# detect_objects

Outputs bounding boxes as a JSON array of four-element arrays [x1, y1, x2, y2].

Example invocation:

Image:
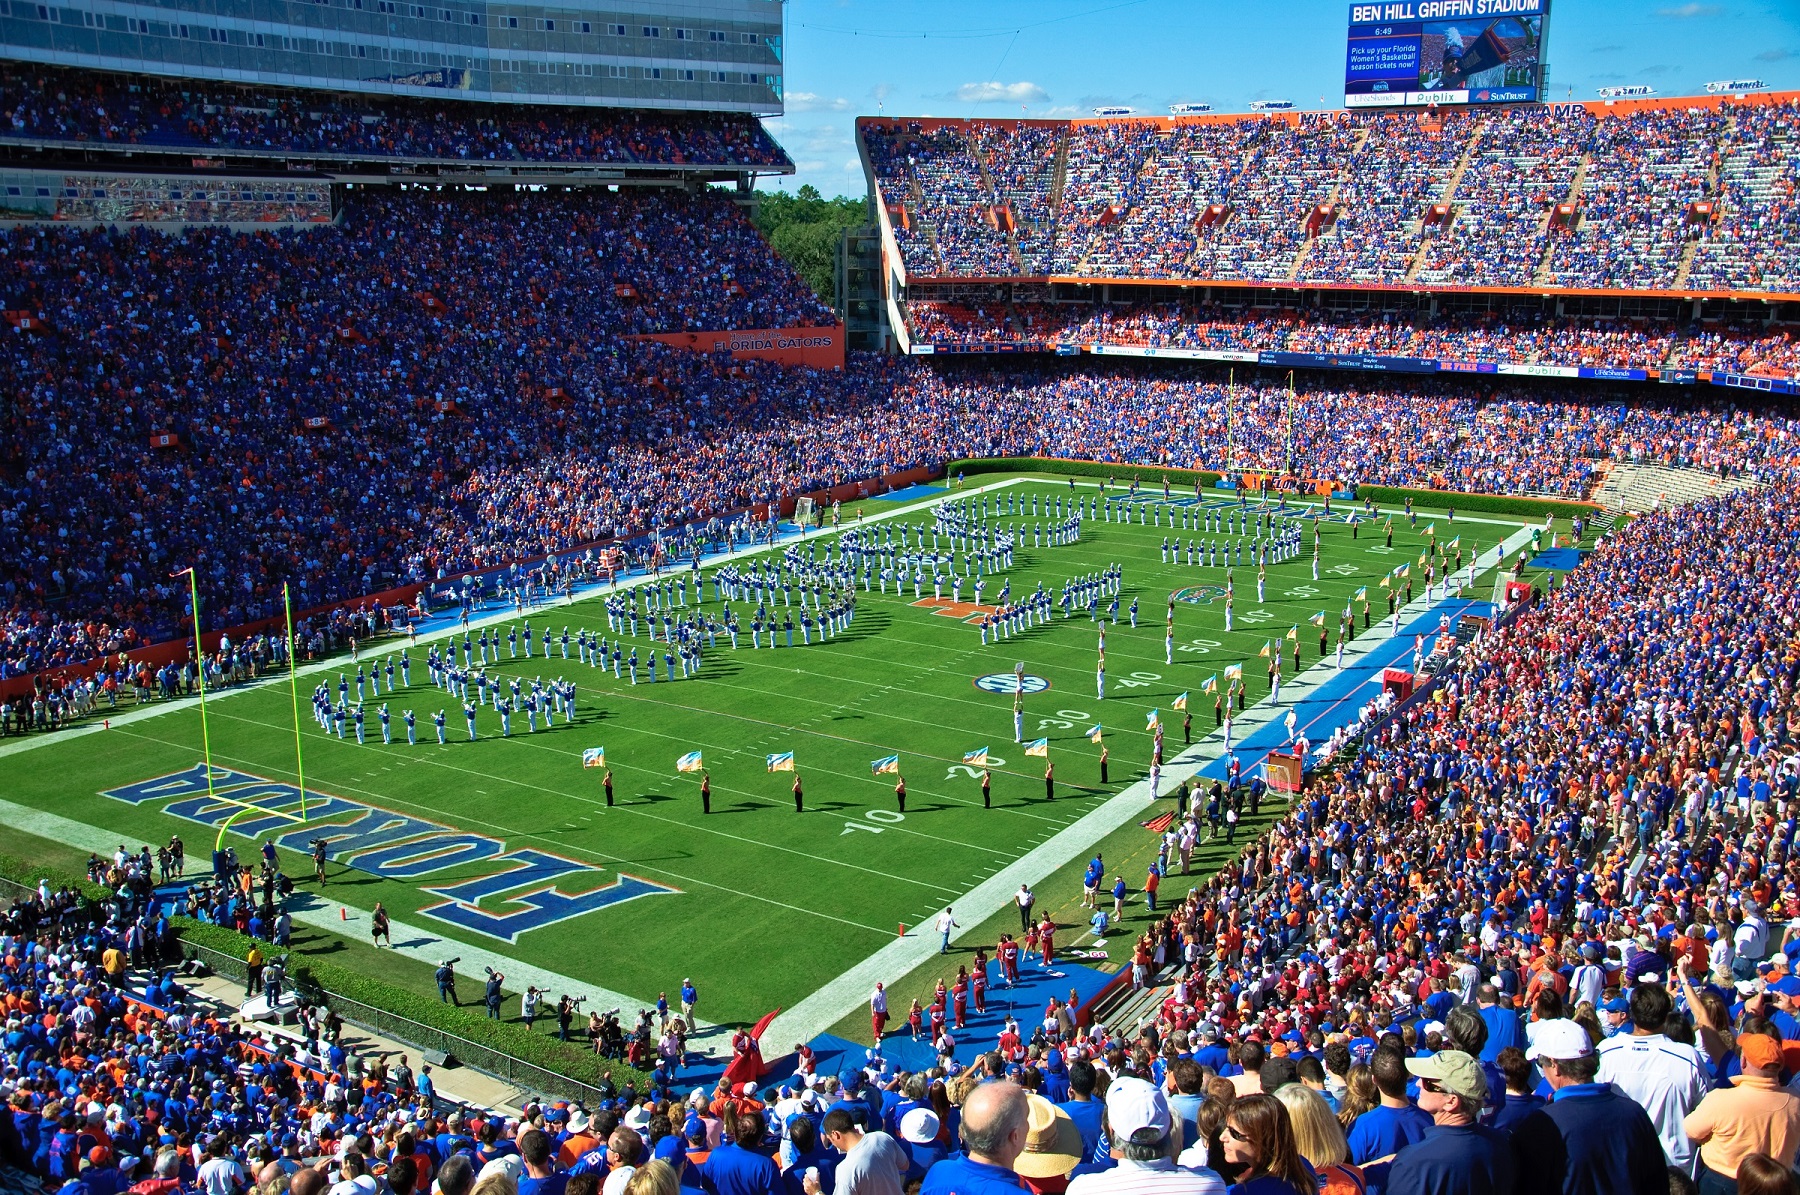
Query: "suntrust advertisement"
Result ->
[[634, 324, 846, 370]]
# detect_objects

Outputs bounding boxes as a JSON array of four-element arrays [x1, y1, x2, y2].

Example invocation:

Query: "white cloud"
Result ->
[[1654, 2, 1720, 16], [786, 92, 852, 113], [955, 81, 1050, 104]]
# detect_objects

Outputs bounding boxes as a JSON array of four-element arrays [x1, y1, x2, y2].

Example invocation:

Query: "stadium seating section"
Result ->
[[863, 97, 1800, 292], [0, 64, 790, 167], [9, 70, 1800, 1195], [902, 299, 1800, 377]]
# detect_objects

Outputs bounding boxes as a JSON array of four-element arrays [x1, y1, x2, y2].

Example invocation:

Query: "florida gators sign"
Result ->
[[104, 764, 679, 942]]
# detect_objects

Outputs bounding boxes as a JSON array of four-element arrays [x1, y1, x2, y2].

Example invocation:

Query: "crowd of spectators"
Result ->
[[1052, 480, 1800, 1192], [14, 487, 1800, 1195], [0, 184, 832, 677], [1690, 99, 1800, 292], [906, 299, 1800, 377], [9, 247, 1800, 687], [862, 99, 1800, 293], [0, 65, 790, 167], [1540, 105, 1725, 290]]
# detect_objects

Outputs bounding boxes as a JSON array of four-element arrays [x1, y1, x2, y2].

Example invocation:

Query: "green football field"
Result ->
[[0, 473, 1542, 1033]]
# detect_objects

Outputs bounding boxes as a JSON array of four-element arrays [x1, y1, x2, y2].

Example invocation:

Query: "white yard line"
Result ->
[[2, 473, 1541, 1049], [761, 521, 1537, 1045], [0, 478, 1015, 763]]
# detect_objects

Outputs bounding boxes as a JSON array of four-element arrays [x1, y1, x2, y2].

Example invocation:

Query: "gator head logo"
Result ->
[[1172, 585, 1228, 605]]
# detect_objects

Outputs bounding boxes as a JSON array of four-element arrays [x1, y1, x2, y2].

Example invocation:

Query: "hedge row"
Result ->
[[1352, 484, 1601, 520], [943, 458, 1601, 521], [0, 850, 112, 903], [945, 457, 1223, 488], [170, 916, 651, 1094]]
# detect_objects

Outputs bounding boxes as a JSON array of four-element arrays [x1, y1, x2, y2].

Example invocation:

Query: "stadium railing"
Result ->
[[177, 935, 612, 1104]]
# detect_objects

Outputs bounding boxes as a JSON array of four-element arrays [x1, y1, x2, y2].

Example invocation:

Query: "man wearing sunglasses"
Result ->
[[1383, 1051, 1518, 1195]]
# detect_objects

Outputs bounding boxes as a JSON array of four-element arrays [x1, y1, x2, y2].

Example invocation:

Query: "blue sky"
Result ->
[[759, 0, 1800, 199]]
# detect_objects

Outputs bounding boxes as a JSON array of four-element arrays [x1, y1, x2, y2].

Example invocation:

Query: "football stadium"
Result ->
[[1, 0, 1799, 1193]]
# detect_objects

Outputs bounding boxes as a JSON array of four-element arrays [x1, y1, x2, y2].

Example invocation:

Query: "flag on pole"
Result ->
[[1447, 535, 1461, 551], [1419, 551, 1429, 565], [1286, 625, 1299, 641], [1201, 674, 1218, 694], [766, 752, 795, 772], [1354, 585, 1368, 601], [1310, 610, 1326, 627], [871, 754, 900, 774], [1024, 738, 1049, 757], [1086, 723, 1104, 743], [1380, 574, 1391, 589], [1398, 563, 1411, 578], [963, 747, 990, 766], [1140, 810, 1177, 835], [1259, 641, 1271, 658], [1224, 663, 1244, 681], [582, 747, 605, 768], [1145, 709, 1160, 729], [1171, 692, 1188, 711], [676, 751, 704, 773]]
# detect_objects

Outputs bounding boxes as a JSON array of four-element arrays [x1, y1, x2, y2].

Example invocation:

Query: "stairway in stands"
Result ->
[[1594, 462, 1760, 514]]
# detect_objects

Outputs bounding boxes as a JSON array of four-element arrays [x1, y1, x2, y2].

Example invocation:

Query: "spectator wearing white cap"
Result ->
[[920, 1083, 1029, 1195], [1594, 983, 1710, 1174], [1065, 1076, 1225, 1195], [1384, 1051, 1518, 1195], [897, 1108, 947, 1181], [1512, 1020, 1667, 1195]]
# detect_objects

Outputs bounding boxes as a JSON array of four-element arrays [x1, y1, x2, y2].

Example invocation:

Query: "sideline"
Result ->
[[761, 520, 1537, 1045], [1, 479, 1539, 1046], [0, 796, 708, 1035], [0, 477, 1021, 763]]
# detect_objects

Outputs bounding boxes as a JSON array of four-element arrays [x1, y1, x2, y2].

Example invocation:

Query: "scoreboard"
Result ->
[[1345, 0, 1549, 108]]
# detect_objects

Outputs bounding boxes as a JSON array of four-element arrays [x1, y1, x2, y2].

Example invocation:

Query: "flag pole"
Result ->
[[181, 568, 225, 855], [285, 581, 308, 820], [1226, 368, 1236, 474]]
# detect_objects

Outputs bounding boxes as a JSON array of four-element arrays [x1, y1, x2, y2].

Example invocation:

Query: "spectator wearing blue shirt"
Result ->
[[1489, 1048, 1547, 1134], [1385, 1052, 1518, 1195], [699, 1110, 780, 1195], [920, 1082, 1029, 1195], [1474, 987, 1525, 1063], [1167, 1060, 1207, 1154], [517, 1130, 569, 1195], [896, 1110, 946, 1184], [779, 1118, 836, 1195], [1059, 1059, 1106, 1164], [1510, 1021, 1666, 1195], [1345, 1051, 1434, 1166], [1193, 1026, 1231, 1075]]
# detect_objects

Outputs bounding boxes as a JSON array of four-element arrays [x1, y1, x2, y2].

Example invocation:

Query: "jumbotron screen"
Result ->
[[1345, 0, 1548, 107]]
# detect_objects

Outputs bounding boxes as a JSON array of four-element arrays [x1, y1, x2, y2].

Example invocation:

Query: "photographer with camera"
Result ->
[[558, 993, 584, 1042], [436, 958, 460, 1005], [484, 967, 505, 1020]]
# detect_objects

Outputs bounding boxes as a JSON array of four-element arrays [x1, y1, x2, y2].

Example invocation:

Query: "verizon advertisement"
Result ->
[[634, 325, 846, 370]]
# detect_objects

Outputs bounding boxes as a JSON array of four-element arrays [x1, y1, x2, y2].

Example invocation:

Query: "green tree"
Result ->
[[753, 184, 867, 307]]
